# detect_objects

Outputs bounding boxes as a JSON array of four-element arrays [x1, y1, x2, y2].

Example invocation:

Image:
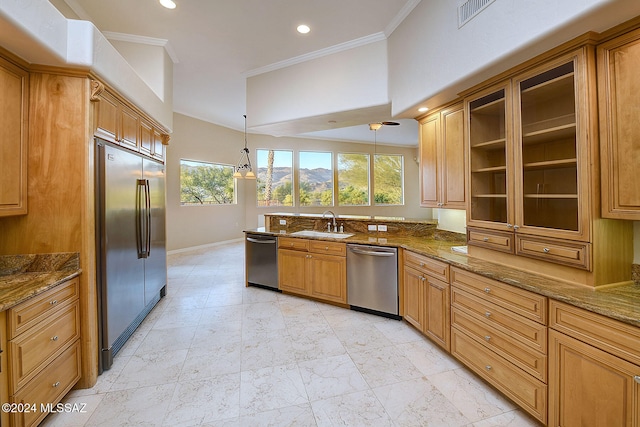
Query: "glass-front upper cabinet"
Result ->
[[513, 50, 590, 241], [467, 84, 514, 230]]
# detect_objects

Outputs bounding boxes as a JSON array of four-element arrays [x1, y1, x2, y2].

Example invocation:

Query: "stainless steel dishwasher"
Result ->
[[346, 244, 399, 319], [245, 233, 279, 290]]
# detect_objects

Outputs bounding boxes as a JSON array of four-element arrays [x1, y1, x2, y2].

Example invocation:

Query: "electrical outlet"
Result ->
[[377, 224, 387, 232], [279, 219, 286, 225], [368, 224, 377, 231]]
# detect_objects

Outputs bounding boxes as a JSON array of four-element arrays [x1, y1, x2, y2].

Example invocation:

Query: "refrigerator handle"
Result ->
[[136, 179, 148, 259], [145, 179, 151, 257]]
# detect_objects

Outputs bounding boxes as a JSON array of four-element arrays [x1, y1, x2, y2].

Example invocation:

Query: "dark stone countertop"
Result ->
[[0, 252, 81, 312], [246, 228, 640, 328]]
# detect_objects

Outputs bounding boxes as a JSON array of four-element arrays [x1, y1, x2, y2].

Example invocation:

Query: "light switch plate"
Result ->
[[279, 219, 286, 225]]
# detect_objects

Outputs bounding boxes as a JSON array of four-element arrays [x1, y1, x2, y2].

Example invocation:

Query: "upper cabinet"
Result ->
[[597, 27, 640, 220], [418, 102, 467, 209], [92, 80, 168, 162], [465, 47, 604, 271], [467, 50, 590, 243], [0, 56, 28, 217]]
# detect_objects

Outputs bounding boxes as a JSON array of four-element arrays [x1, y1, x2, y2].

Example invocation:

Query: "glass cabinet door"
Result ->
[[514, 56, 584, 237], [467, 85, 513, 229]]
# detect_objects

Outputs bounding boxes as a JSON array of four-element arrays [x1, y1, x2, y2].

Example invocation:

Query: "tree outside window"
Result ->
[[299, 151, 333, 206], [338, 153, 370, 206], [374, 154, 404, 205], [180, 159, 235, 205], [256, 149, 293, 206]]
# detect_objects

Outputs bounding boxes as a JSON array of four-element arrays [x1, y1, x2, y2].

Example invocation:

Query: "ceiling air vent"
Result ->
[[458, 0, 496, 28]]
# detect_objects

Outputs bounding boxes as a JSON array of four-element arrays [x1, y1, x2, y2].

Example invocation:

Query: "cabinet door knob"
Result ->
[[483, 237, 489, 242], [543, 247, 550, 253], [485, 311, 491, 318], [634, 376, 640, 384], [484, 287, 490, 293], [506, 223, 513, 229], [484, 335, 491, 342], [51, 336, 59, 341], [513, 225, 520, 231], [485, 365, 492, 371], [52, 381, 60, 388], [50, 300, 58, 305]]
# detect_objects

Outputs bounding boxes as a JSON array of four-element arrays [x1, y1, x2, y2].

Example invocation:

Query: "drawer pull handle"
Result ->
[[483, 237, 489, 242], [485, 365, 492, 371], [52, 381, 60, 388], [543, 247, 550, 253], [419, 262, 425, 267], [484, 287, 490, 293], [50, 300, 58, 305], [325, 246, 329, 250], [484, 335, 491, 342], [51, 336, 59, 341], [485, 311, 491, 318], [634, 376, 640, 385]]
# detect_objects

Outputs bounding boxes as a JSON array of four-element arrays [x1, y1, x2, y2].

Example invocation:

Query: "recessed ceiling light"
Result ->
[[418, 107, 429, 113], [159, 0, 176, 9], [297, 24, 311, 34]]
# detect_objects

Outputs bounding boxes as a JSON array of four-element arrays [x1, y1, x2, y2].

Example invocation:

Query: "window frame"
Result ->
[[179, 158, 237, 206]]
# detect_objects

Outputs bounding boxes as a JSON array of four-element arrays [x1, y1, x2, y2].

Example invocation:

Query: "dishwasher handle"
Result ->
[[348, 247, 396, 257], [246, 237, 277, 244]]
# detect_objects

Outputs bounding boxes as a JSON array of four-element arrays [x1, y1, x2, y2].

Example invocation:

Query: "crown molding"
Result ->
[[102, 31, 180, 64]]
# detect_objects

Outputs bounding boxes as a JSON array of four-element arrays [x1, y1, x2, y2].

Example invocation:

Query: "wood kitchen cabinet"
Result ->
[[597, 27, 640, 220], [6, 277, 81, 427], [0, 55, 28, 217], [93, 83, 168, 162], [450, 267, 548, 423], [278, 238, 347, 304], [549, 300, 640, 427], [418, 102, 466, 209], [402, 250, 451, 351], [465, 42, 633, 284]]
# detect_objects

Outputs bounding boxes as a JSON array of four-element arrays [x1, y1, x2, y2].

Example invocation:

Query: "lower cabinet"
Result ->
[[402, 250, 451, 351], [450, 267, 548, 424], [5, 277, 82, 427], [549, 300, 640, 427], [278, 238, 347, 304]]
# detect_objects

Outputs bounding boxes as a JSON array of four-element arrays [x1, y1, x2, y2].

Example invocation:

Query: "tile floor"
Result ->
[[43, 241, 542, 427]]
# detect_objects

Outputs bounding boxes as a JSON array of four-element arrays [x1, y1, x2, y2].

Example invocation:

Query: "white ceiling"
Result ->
[[56, 0, 421, 146]]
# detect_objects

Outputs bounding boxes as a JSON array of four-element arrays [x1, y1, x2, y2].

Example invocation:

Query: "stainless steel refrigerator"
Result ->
[[95, 138, 167, 371]]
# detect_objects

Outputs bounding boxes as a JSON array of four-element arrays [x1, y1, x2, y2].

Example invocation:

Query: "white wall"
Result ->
[[247, 39, 389, 128], [166, 113, 430, 251], [388, 0, 640, 116]]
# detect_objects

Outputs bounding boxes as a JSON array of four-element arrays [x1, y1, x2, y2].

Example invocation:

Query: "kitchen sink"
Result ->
[[290, 230, 354, 239]]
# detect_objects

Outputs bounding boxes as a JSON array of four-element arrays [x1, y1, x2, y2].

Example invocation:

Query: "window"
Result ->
[[180, 159, 235, 205], [299, 151, 333, 206], [374, 154, 404, 205], [256, 149, 293, 207], [337, 153, 370, 206]]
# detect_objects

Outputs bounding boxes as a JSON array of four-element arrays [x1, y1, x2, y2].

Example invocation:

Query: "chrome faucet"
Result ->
[[322, 210, 337, 232]]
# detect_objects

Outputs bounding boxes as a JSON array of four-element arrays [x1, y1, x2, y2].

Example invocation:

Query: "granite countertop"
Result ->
[[247, 227, 640, 328], [0, 252, 81, 312]]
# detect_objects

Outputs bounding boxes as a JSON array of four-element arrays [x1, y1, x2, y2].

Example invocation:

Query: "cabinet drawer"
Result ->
[[467, 228, 514, 254], [452, 307, 547, 382], [10, 341, 81, 427], [309, 241, 346, 257], [516, 235, 590, 270], [549, 300, 640, 367], [8, 277, 79, 339], [9, 301, 80, 394], [451, 268, 547, 324], [451, 287, 547, 354], [278, 237, 309, 251], [403, 250, 449, 282], [451, 328, 547, 424]]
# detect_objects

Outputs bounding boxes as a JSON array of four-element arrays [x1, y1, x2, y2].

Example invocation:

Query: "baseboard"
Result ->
[[167, 238, 244, 255]]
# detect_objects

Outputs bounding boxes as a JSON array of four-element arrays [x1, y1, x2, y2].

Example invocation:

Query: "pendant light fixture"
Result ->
[[234, 115, 255, 179]]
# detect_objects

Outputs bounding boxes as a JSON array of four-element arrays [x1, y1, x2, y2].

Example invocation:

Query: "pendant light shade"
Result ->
[[235, 115, 255, 179]]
